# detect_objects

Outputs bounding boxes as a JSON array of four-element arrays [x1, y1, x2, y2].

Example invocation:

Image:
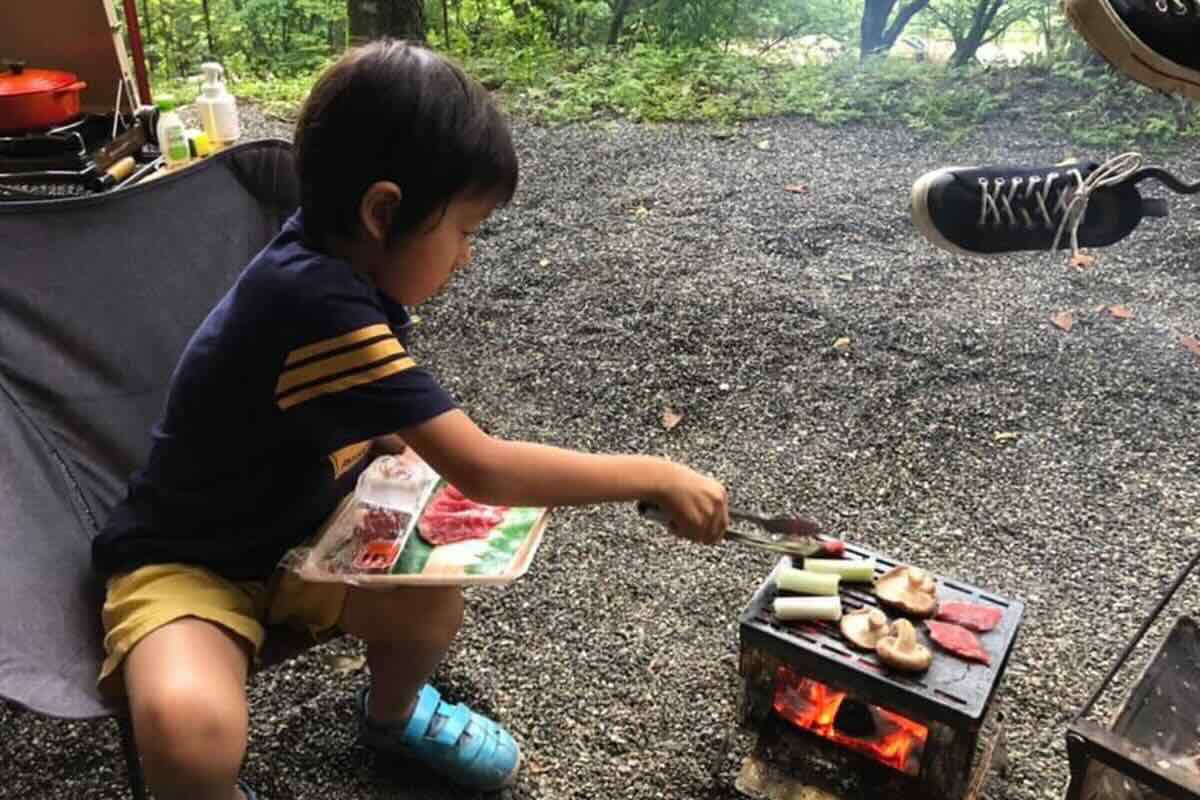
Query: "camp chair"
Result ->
[[0, 139, 306, 799]]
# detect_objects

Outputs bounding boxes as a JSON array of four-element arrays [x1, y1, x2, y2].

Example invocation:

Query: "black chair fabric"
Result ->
[[0, 139, 299, 718]]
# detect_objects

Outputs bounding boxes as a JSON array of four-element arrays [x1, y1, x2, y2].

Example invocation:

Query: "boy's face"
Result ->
[[372, 193, 497, 306]]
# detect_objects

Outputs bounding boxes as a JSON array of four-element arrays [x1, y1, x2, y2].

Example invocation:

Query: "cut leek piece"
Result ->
[[803, 558, 876, 583], [775, 567, 840, 596], [773, 596, 843, 621]]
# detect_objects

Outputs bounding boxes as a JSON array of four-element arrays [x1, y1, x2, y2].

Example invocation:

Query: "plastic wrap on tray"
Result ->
[[282, 452, 438, 585]]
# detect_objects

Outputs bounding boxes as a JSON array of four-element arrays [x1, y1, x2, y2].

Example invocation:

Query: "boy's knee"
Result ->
[[131, 675, 248, 772], [343, 584, 464, 646]]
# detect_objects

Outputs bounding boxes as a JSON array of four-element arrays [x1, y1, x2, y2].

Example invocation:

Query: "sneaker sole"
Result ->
[[1063, 0, 1200, 100], [910, 167, 981, 258]]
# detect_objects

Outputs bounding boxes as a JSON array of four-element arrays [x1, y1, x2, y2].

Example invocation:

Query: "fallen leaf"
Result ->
[[756, 140, 771, 150], [784, 184, 808, 194], [1184, 335, 1200, 356], [527, 759, 555, 776], [538, 258, 550, 267], [1070, 251, 1097, 269], [323, 654, 367, 675], [661, 407, 684, 431], [993, 431, 1020, 443], [1050, 311, 1073, 332], [832, 337, 851, 350], [1106, 305, 1135, 320]]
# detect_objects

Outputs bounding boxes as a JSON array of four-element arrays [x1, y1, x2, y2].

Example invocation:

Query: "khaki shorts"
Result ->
[[98, 561, 347, 700]]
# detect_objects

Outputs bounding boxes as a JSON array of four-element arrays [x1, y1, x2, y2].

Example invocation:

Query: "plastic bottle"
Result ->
[[195, 62, 240, 147], [155, 96, 191, 168]]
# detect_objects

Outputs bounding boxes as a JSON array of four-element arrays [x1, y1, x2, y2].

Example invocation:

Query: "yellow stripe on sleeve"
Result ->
[[276, 357, 417, 410], [283, 323, 394, 366], [276, 337, 406, 396]]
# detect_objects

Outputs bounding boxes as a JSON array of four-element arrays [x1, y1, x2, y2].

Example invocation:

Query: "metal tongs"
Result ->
[[636, 501, 844, 557]]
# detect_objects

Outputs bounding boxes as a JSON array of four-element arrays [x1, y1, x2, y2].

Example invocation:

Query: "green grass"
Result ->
[[152, 43, 1200, 151]]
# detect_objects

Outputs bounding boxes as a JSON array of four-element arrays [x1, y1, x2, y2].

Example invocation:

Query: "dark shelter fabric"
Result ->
[[0, 139, 299, 718]]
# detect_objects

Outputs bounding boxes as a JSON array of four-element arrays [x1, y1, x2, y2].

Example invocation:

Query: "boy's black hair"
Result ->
[[294, 40, 518, 247]]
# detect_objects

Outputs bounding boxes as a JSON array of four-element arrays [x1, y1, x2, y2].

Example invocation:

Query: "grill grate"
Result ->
[[1, 182, 93, 201], [741, 543, 1024, 728]]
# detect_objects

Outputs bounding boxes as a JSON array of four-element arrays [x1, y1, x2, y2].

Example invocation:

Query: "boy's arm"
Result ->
[[372, 433, 409, 455], [400, 409, 728, 544]]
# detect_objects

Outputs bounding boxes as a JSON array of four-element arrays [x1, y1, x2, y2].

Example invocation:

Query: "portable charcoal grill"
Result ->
[[1063, 550, 1200, 800], [736, 543, 1024, 800]]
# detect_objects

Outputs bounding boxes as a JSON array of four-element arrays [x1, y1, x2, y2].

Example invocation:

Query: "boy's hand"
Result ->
[[652, 464, 729, 545]]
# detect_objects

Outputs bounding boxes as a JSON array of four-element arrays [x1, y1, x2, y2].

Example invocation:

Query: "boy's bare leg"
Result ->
[[340, 584, 464, 722], [123, 618, 253, 800]]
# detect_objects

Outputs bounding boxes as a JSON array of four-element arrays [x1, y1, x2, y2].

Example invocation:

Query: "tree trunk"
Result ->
[[201, 0, 216, 56], [607, 0, 634, 45], [860, 0, 930, 59], [1038, 0, 1055, 52], [139, 0, 151, 39], [349, 0, 426, 44], [860, 0, 894, 57], [948, 0, 1004, 67]]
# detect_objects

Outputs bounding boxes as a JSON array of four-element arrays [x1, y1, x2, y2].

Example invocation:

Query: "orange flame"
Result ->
[[771, 666, 928, 776]]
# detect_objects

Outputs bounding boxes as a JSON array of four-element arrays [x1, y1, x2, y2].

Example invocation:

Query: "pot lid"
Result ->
[[0, 62, 79, 98]]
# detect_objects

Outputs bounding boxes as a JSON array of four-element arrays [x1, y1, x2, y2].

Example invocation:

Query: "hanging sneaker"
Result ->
[[1063, 0, 1200, 99], [910, 153, 1183, 257]]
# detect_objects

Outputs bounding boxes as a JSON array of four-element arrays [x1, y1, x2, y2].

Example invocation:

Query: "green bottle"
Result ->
[[155, 96, 191, 167]]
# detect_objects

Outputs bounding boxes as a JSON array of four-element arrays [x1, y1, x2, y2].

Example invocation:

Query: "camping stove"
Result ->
[[736, 545, 1024, 800], [0, 111, 153, 200], [1063, 550, 1200, 800]]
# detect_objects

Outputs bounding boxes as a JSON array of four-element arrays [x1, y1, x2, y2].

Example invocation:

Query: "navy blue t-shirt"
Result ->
[[92, 211, 456, 580]]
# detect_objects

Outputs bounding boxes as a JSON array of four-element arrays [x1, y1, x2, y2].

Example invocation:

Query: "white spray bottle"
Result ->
[[196, 62, 240, 148]]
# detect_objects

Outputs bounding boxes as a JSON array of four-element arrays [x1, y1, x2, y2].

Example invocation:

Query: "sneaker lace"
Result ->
[[1051, 152, 1144, 255], [977, 171, 1081, 232], [1155, 0, 1195, 14]]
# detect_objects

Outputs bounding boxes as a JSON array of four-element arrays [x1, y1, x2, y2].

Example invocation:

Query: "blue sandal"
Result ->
[[237, 779, 258, 800], [357, 684, 521, 791]]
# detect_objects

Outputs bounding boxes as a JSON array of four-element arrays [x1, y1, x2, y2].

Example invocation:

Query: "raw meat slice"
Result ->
[[421, 509, 505, 545], [925, 620, 990, 665], [354, 507, 409, 543], [419, 486, 508, 546], [936, 601, 1003, 633]]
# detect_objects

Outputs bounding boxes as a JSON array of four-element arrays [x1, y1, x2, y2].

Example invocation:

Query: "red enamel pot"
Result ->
[[0, 61, 88, 132]]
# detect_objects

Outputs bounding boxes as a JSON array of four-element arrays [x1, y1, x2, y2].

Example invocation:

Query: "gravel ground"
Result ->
[[3, 103, 1199, 800]]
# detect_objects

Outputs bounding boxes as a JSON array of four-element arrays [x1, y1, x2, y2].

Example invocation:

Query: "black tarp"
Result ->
[[0, 139, 299, 718]]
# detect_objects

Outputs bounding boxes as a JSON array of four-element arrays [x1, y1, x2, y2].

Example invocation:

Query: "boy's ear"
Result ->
[[359, 181, 403, 243]]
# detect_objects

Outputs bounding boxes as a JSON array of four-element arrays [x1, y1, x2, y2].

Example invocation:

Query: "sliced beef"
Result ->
[[925, 620, 991, 665], [935, 601, 1003, 633], [353, 507, 410, 543], [418, 485, 508, 546]]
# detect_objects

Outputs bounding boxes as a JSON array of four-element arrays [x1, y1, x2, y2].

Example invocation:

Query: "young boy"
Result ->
[[91, 40, 729, 800]]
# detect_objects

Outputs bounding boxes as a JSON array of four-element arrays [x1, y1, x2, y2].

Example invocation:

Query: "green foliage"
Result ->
[[134, 0, 344, 79], [593, 0, 863, 48], [136, 0, 1198, 153]]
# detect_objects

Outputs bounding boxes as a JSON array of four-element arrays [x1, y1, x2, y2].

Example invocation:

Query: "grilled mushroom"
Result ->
[[874, 565, 938, 618], [876, 619, 933, 672], [839, 608, 890, 651]]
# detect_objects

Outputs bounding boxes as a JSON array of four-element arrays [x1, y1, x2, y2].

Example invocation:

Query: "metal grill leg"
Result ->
[[115, 714, 147, 800]]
